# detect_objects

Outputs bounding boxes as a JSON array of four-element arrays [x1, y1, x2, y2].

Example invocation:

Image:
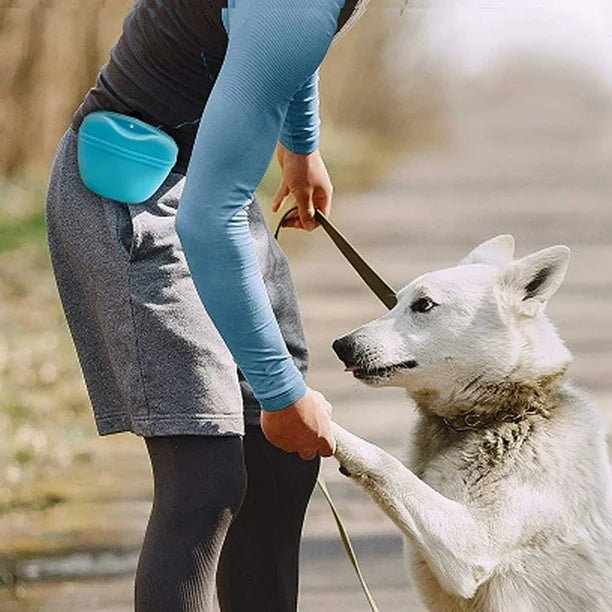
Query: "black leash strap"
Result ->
[[273, 204, 399, 612], [274, 206, 398, 310]]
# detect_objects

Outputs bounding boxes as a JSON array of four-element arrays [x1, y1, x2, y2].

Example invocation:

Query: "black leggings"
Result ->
[[134, 424, 320, 611]]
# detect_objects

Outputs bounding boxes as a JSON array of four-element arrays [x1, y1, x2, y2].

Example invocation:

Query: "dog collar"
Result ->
[[442, 404, 547, 433]]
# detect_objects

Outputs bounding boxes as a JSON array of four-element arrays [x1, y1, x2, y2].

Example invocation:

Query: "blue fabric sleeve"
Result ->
[[279, 68, 321, 155], [175, 0, 345, 411]]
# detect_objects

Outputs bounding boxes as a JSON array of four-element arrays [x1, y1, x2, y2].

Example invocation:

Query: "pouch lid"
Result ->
[[79, 111, 178, 166]]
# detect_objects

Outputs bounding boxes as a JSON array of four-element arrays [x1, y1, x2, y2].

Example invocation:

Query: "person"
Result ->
[[44, 0, 371, 610]]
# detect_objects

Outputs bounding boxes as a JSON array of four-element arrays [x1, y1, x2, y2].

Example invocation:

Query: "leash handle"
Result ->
[[274, 206, 398, 310]]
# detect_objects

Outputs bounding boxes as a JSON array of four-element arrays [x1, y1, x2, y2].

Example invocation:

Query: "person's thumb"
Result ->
[[318, 430, 335, 457], [272, 182, 290, 212], [296, 188, 316, 230]]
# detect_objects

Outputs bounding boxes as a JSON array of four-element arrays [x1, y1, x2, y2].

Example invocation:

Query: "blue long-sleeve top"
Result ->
[[70, 0, 366, 411], [174, 0, 352, 410]]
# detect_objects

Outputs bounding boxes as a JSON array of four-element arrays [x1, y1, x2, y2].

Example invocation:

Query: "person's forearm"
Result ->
[[279, 68, 321, 155], [176, 0, 345, 411], [176, 204, 307, 410]]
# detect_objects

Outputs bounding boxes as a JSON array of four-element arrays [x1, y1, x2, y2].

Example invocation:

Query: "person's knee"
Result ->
[[146, 435, 247, 528], [167, 473, 245, 530]]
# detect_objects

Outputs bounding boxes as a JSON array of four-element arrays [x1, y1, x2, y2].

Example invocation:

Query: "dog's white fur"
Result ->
[[331, 235, 612, 611]]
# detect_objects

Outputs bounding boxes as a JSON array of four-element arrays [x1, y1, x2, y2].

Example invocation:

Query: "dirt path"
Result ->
[[4, 88, 612, 611]]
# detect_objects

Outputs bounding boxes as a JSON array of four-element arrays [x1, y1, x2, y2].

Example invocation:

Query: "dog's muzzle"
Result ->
[[332, 336, 418, 377]]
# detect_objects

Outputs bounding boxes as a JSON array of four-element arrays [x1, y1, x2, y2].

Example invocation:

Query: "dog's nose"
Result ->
[[332, 335, 357, 366]]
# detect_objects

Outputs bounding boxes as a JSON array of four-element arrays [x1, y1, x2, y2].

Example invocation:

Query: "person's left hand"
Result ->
[[272, 142, 333, 231]]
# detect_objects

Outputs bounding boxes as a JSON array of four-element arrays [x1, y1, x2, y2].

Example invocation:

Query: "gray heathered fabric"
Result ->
[[69, 0, 361, 174], [46, 0, 367, 436], [45, 127, 309, 436]]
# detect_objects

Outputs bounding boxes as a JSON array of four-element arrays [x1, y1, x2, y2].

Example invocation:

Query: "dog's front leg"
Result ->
[[331, 421, 496, 600]]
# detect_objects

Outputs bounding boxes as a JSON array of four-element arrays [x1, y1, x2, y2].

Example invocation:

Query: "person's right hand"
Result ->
[[272, 143, 333, 232], [260, 386, 335, 460]]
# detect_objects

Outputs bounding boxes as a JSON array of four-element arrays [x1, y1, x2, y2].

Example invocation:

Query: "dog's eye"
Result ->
[[410, 297, 438, 313]]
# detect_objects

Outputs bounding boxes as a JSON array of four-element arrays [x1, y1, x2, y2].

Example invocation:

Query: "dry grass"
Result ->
[[0, 181, 94, 516]]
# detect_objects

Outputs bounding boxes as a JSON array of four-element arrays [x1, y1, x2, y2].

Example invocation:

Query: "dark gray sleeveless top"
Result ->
[[70, 0, 362, 174]]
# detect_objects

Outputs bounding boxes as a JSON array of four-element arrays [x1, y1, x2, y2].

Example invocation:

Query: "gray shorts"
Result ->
[[44, 126, 309, 437]]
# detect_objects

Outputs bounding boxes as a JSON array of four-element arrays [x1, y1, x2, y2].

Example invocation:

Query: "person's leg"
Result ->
[[216, 424, 320, 611], [135, 434, 247, 612]]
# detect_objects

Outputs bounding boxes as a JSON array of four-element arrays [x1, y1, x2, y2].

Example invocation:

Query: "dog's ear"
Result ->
[[458, 235, 515, 266], [497, 245, 570, 317]]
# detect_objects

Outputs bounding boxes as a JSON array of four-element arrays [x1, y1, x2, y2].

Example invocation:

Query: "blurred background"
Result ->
[[1, 0, 611, 610]]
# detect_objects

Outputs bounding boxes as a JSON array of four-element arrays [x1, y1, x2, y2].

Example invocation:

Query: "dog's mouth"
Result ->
[[344, 359, 418, 379]]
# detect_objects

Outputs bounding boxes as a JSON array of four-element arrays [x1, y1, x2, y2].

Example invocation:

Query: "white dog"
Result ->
[[330, 235, 612, 612]]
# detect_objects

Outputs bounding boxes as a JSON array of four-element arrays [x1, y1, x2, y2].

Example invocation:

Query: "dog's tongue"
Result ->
[[344, 365, 358, 372]]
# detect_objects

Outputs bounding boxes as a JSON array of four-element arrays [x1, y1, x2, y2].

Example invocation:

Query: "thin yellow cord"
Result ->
[[316, 473, 381, 612]]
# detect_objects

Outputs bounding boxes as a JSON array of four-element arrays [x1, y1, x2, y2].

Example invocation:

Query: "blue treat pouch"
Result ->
[[77, 110, 179, 204]]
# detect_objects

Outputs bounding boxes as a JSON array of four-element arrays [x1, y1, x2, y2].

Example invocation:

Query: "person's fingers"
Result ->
[[282, 216, 302, 228], [299, 450, 318, 461], [315, 391, 332, 418], [295, 187, 316, 231], [317, 433, 335, 457], [317, 425, 336, 457], [281, 210, 301, 229], [282, 212, 300, 224], [272, 182, 290, 212], [313, 183, 333, 221]]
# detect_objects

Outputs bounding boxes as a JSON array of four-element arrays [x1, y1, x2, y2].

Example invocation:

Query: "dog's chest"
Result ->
[[408, 418, 534, 503], [414, 448, 474, 503]]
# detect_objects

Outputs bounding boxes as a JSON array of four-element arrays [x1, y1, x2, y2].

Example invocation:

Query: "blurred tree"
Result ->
[[0, 1, 443, 180], [2, 2, 46, 176], [69, 6, 101, 121], [322, 3, 447, 151]]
